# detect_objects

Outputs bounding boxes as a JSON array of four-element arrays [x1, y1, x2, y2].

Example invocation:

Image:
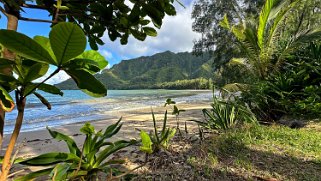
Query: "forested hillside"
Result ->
[[56, 51, 212, 89]]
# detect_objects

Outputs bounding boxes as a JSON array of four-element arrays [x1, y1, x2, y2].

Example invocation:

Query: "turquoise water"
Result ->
[[4, 90, 212, 133]]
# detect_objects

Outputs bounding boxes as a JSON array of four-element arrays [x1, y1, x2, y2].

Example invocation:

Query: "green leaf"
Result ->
[[15, 168, 53, 181], [33, 35, 57, 63], [65, 69, 107, 97], [47, 127, 81, 156], [77, 50, 108, 70], [151, 110, 160, 143], [0, 58, 15, 70], [38, 84, 63, 96], [143, 27, 157, 37], [172, 105, 179, 115], [0, 73, 18, 86], [34, 92, 51, 110], [102, 118, 122, 139], [64, 58, 102, 74], [23, 62, 49, 83], [258, 0, 275, 49], [95, 140, 135, 166], [80, 122, 95, 135], [140, 130, 153, 154], [50, 163, 70, 180], [164, 4, 176, 16], [20, 152, 79, 166], [0, 73, 19, 92], [162, 110, 168, 134], [0, 85, 14, 112], [143, 4, 163, 28], [130, 29, 147, 41], [50, 22, 86, 65], [0, 30, 56, 64], [219, 14, 230, 30]]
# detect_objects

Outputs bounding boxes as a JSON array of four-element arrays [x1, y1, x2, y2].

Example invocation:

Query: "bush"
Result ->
[[194, 91, 257, 131]]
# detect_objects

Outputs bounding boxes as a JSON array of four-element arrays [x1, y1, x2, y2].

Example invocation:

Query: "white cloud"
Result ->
[[100, 0, 199, 65], [47, 71, 70, 84], [100, 50, 113, 59], [36, 68, 70, 84]]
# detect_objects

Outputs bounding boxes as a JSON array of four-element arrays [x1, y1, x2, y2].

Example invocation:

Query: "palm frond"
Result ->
[[267, 0, 300, 48], [258, 0, 276, 49]]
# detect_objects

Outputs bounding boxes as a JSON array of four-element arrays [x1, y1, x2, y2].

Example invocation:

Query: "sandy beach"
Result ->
[[1, 101, 211, 164]]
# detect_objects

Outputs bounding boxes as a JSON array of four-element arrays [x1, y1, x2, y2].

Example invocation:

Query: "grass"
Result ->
[[191, 123, 321, 180], [131, 122, 321, 180]]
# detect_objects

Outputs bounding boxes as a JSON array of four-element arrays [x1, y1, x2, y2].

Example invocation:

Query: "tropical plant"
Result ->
[[164, 98, 185, 130], [194, 90, 257, 131], [0, 1, 179, 179], [140, 110, 176, 154], [220, 0, 321, 80], [16, 119, 136, 180], [0, 22, 108, 179], [218, 0, 321, 121]]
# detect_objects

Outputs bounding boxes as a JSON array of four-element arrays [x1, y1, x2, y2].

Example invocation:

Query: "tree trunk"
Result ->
[[0, 95, 25, 180], [0, 14, 18, 151]]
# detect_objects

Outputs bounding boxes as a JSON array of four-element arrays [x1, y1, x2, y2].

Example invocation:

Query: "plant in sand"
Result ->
[[164, 98, 185, 133], [140, 110, 176, 155], [16, 119, 136, 180]]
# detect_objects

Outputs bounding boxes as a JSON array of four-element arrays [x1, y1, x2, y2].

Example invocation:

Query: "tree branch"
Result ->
[[19, 17, 54, 23], [22, 3, 48, 10], [23, 68, 60, 98], [0, 6, 8, 18]]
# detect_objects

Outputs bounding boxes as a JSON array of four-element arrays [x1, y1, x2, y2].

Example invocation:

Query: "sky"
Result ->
[[0, 0, 200, 83]]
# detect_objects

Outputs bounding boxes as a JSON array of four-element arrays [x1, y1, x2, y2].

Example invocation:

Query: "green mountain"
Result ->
[[56, 51, 212, 90]]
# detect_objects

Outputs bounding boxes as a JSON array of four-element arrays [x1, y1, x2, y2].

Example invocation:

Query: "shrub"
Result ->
[[194, 92, 257, 131], [16, 119, 136, 180]]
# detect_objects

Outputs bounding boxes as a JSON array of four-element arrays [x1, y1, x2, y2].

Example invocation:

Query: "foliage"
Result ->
[[0, 0, 179, 50], [0, 22, 108, 110], [191, 0, 265, 67], [218, 0, 321, 121], [0, 22, 108, 179], [57, 51, 212, 90], [194, 92, 257, 131], [17, 119, 136, 180], [164, 98, 186, 134], [140, 110, 176, 154], [240, 42, 321, 119]]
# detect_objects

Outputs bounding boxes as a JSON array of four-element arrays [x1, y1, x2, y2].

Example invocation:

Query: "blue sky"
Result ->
[[0, 0, 198, 83]]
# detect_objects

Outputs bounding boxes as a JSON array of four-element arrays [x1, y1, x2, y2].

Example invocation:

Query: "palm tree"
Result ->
[[220, 0, 321, 81]]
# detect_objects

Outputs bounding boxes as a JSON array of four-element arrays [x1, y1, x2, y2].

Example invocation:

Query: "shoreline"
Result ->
[[1, 100, 212, 159], [4, 89, 212, 134]]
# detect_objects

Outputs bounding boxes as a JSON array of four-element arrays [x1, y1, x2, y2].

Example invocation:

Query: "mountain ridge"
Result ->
[[56, 51, 213, 90]]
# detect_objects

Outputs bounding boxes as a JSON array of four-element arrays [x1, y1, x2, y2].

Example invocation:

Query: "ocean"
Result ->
[[4, 90, 212, 134]]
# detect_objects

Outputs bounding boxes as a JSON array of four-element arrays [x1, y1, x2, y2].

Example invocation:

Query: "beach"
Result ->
[[1, 100, 212, 178], [1, 90, 212, 172]]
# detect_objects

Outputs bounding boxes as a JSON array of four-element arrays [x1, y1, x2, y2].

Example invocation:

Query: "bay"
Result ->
[[4, 90, 212, 134]]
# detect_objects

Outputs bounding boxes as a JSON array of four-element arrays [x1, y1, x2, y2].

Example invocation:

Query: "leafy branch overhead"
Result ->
[[0, 0, 179, 50], [0, 22, 108, 112]]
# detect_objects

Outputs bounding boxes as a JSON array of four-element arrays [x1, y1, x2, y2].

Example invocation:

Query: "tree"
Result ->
[[191, 0, 265, 67], [0, 0, 178, 139], [0, 0, 178, 49], [221, 0, 321, 80], [0, 0, 179, 179], [220, 0, 321, 121]]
